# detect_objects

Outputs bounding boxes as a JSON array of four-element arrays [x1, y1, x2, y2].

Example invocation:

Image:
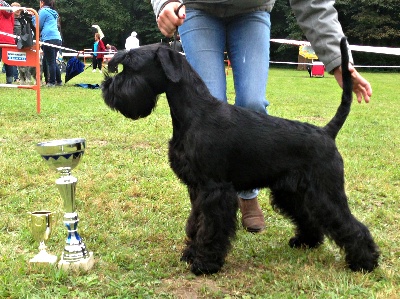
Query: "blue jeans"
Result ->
[[42, 39, 62, 84], [179, 9, 271, 199]]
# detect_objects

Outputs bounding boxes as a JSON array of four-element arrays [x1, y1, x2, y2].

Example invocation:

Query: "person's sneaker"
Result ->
[[92, 69, 96, 72], [239, 197, 266, 233], [45, 83, 55, 87], [56, 82, 63, 86]]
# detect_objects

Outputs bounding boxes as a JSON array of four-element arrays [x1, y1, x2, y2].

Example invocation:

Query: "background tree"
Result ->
[[337, 0, 400, 46], [336, 0, 400, 67]]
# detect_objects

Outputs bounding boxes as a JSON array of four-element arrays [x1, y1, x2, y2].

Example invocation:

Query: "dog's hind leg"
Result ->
[[185, 181, 238, 275], [270, 189, 324, 249], [306, 185, 379, 272]]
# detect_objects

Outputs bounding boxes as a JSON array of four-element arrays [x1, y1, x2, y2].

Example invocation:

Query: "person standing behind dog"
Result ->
[[32, 0, 62, 87], [92, 32, 106, 73], [152, 0, 373, 233], [0, 0, 15, 84]]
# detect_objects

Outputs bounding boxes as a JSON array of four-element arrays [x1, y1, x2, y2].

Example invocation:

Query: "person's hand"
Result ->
[[157, 2, 186, 37], [334, 64, 372, 103]]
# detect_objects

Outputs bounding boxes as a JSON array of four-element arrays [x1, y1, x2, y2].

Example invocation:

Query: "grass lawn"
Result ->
[[0, 63, 399, 298]]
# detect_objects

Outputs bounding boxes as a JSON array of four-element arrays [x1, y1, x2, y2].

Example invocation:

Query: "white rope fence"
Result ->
[[270, 61, 400, 69], [0, 30, 114, 55]]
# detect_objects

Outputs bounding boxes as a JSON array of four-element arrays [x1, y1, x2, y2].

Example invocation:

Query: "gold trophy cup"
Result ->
[[36, 138, 94, 271], [29, 211, 58, 264]]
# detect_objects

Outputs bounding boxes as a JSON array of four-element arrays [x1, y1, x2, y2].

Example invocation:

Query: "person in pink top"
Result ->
[[0, 0, 15, 84]]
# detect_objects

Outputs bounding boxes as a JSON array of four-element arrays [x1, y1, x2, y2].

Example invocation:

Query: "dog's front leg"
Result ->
[[185, 182, 238, 275], [181, 186, 200, 264]]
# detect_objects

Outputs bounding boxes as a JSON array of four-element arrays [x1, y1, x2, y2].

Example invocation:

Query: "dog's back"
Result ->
[[323, 37, 352, 139]]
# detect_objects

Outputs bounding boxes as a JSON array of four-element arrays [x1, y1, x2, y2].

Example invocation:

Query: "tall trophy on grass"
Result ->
[[29, 210, 57, 264], [36, 138, 94, 271]]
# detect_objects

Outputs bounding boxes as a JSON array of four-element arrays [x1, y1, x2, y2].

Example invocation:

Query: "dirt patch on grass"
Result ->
[[158, 277, 227, 298]]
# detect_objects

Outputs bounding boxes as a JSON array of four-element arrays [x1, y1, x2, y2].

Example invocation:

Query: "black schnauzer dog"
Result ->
[[102, 38, 379, 275]]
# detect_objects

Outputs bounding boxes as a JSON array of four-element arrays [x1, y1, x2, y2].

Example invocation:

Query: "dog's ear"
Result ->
[[156, 46, 183, 83]]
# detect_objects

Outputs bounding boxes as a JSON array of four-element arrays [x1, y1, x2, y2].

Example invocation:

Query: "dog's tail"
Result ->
[[323, 37, 353, 139]]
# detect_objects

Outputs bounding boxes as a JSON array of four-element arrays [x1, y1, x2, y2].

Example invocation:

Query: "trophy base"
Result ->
[[29, 250, 58, 265], [58, 252, 94, 271]]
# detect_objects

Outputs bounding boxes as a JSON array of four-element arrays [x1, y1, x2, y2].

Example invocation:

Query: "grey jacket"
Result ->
[[151, 0, 353, 72]]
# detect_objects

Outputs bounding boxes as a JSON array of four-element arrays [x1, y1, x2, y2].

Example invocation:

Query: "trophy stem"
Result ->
[[38, 241, 47, 252], [56, 175, 94, 271]]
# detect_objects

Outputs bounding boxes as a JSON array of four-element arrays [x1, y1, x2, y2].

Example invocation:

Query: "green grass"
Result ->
[[0, 65, 399, 298]]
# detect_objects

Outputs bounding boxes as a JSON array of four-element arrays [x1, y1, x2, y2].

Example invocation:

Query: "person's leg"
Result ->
[[17, 67, 24, 84], [42, 42, 56, 85], [1, 49, 13, 84], [98, 58, 103, 72], [42, 56, 49, 85], [227, 11, 271, 114], [92, 56, 98, 71], [54, 41, 62, 84], [179, 9, 227, 102], [226, 11, 271, 231], [13, 66, 19, 82], [5, 64, 14, 84]]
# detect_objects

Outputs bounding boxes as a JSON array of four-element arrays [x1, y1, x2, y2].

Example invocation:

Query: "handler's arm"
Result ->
[[289, 0, 372, 103]]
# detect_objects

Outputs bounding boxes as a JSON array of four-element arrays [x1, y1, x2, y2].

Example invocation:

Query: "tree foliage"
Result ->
[[336, 0, 400, 46], [22, 0, 400, 65]]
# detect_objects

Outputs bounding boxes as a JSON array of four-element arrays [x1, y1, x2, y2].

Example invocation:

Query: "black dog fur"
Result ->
[[101, 38, 379, 275]]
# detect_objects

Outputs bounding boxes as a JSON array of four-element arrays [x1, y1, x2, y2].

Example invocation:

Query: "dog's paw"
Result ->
[[347, 259, 379, 272], [190, 260, 223, 275], [346, 244, 380, 272], [289, 234, 324, 249]]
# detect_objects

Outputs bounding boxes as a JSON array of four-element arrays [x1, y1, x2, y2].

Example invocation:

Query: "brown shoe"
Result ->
[[239, 197, 265, 233]]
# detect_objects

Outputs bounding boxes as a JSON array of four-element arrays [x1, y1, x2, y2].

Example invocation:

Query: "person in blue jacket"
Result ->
[[33, 0, 62, 86]]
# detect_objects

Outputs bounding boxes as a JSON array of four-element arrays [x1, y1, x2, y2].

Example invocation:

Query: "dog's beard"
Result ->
[[102, 73, 158, 120]]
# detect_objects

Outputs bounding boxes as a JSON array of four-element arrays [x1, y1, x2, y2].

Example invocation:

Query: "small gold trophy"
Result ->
[[29, 211, 57, 264], [36, 138, 94, 271]]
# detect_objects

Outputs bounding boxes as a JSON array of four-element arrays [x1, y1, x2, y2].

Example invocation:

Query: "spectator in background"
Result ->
[[125, 31, 139, 50], [11, 2, 21, 83], [106, 43, 117, 53], [0, 0, 15, 84], [32, 0, 62, 87], [92, 32, 106, 73]]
